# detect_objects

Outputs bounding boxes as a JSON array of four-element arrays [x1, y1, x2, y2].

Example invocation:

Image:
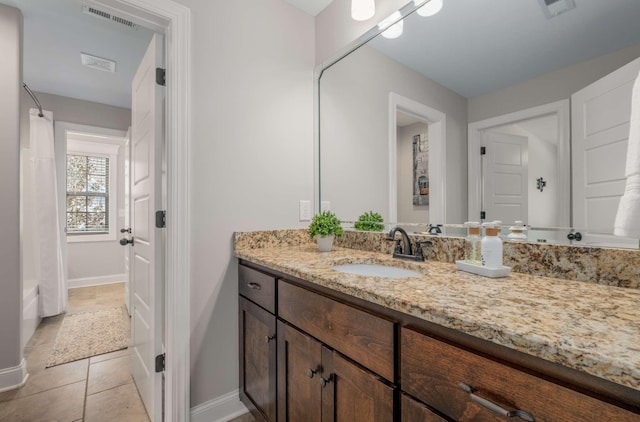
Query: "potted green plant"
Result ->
[[308, 210, 343, 252], [354, 210, 385, 231]]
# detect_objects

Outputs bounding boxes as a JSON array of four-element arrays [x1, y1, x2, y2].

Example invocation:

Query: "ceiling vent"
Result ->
[[81, 52, 116, 73], [81, 4, 138, 29], [537, 0, 576, 18]]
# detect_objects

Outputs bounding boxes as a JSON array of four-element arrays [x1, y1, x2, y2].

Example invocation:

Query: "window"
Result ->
[[66, 154, 110, 234], [65, 137, 121, 242]]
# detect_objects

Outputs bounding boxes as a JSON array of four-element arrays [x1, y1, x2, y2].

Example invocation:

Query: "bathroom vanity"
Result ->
[[235, 231, 640, 422]]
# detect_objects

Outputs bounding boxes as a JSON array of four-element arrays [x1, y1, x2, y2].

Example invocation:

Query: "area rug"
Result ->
[[46, 306, 129, 368]]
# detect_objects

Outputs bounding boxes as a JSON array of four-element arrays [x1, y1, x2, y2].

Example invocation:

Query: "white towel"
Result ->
[[614, 70, 640, 238]]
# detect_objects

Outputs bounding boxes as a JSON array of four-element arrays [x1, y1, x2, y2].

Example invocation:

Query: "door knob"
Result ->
[[120, 237, 134, 246], [120, 228, 131, 233]]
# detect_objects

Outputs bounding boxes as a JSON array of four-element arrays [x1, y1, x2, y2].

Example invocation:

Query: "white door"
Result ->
[[482, 131, 528, 224], [123, 130, 131, 315], [572, 57, 640, 247], [129, 33, 164, 421]]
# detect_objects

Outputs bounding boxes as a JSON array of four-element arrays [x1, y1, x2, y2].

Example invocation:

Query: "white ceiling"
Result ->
[[369, 0, 640, 98], [2, 0, 154, 108]]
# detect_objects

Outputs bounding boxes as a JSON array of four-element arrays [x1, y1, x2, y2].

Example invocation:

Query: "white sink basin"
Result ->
[[331, 264, 422, 278]]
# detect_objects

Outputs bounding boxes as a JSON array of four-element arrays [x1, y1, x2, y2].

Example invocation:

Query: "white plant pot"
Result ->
[[316, 235, 335, 252]]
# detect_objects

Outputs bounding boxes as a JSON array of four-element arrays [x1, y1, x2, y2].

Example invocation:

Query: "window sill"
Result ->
[[67, 233, 116, 243]]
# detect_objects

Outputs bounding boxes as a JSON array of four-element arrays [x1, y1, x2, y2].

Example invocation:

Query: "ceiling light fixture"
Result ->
[[378, 11, 403, 39], [351, 0, 375, 21], [415, 0, 443, 17]]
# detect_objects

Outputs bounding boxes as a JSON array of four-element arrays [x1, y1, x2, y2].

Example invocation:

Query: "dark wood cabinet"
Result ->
[[401, 327, 640, 422], [401, 394, 449, 422], [321, 346, 394, 422], [238, 261, 640, 422], [239, 266, 278, 422], [277, 320, 394, 422], [277, 321, 322, 422]]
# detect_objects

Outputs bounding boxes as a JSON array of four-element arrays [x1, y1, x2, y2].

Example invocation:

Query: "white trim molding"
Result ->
[[467, 100, 570, 226], [388, 92, 447, 224], [67, 274, 126, 289], [88, 0, 192, 420], [0, 359, 28, 393], [190, 390, 249, 422]]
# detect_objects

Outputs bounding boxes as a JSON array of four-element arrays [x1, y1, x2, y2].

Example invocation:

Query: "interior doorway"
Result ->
[[468, 100, 571, 228], [15, 0, 191, 419]]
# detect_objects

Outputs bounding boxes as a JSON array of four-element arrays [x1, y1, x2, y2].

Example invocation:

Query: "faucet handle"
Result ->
[[414, 240, 433, 259]]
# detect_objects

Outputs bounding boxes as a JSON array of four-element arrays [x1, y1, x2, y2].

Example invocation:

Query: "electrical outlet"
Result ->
[[299, 200, 311, 221], [321, 201, 331, 212]]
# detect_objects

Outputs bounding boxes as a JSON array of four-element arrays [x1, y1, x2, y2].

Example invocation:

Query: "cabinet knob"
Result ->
[[265, 334, 275, 343], [306, 368, 317, 378], [458, 383, 534, 421], [320, 374, 333, 388]]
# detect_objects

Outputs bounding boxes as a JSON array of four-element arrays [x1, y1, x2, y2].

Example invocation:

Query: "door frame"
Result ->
[[468, 100, 570, 226], [88, 0, 191, 420], [388, 92, 447, 224]]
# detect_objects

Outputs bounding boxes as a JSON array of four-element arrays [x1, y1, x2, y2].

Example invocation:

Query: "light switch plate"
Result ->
[[299, 200, 311, 221]]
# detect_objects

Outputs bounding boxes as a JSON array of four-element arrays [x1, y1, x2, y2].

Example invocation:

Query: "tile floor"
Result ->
[[0, 283, 149, 422]]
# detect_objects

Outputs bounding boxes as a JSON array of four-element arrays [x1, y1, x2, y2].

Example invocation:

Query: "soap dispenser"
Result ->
[[463, 222, 482, 265], [508, 221, 528, 241], [481, 221, 503, 269]]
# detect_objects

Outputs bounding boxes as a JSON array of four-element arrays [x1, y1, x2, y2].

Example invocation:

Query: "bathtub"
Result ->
[[22, 280, 40, 349]]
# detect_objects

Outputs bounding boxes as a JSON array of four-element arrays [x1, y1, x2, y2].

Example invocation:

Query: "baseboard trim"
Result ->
[[190, 389, 249, 422], [67, 274, 125, 289], [0, 359, 28, 393]]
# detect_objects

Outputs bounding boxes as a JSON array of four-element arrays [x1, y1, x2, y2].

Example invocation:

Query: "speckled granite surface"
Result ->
[[234, 229, 640, 391]]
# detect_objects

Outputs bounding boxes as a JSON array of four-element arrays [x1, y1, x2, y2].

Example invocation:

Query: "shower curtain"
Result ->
[[29, 108, 67, 317]]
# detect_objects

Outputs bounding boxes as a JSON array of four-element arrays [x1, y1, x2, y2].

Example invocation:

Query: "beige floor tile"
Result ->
[[11, 359, 88, 399], [29, 319, 62, 347], [229, 413, 255, 422], [85, 382, 149, 422], [90, 348, 130, 364], [0, 380, 85, 422], [87, 355, 132, 395]]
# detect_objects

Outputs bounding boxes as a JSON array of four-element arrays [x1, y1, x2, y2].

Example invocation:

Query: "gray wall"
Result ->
[[20, 92, 130, 283], [320, 44, 468, 225], [174, 0, 315, 406], [0, 4, 23, 372], [469, 43, 640, 122]]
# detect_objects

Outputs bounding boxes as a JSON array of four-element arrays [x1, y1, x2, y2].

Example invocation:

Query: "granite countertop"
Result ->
[[235, 243, 640, 392]]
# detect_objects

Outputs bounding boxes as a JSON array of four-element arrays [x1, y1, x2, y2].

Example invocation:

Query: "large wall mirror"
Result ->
[[319, 0, 640, 248]]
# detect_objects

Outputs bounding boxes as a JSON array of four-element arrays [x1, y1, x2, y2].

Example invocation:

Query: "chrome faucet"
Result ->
[[387, 227, 431, 261]]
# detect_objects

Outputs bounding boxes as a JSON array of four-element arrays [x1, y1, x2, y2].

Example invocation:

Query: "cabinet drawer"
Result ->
[[401, 327, 639, 422], [278, 280, 395, 381], [239, 264, 276, 314]]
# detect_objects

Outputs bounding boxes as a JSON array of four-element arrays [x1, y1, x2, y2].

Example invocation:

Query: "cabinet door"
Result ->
[[401, 394, 449, 422], [321, 347, 394, 422], [239, 297, 277, 422], [277, 321, 322, 422]]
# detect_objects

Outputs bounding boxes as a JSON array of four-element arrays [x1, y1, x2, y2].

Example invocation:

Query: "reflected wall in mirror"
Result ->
[[318, 0, 640, 248]]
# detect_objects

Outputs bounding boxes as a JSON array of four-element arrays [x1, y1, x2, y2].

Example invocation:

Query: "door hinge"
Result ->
[[156, 68, 166, 86], [155, 353, 165, 373], [156, 210, 166, 228], [480, 146, 486, 155], [480, 211, 486, 220]]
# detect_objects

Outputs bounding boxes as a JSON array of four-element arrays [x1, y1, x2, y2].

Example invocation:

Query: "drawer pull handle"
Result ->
[[458, 383, 535, 422], [247, 282, 261, 290], [306, 368, 317, 378], [265, 335, 275, 343]]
